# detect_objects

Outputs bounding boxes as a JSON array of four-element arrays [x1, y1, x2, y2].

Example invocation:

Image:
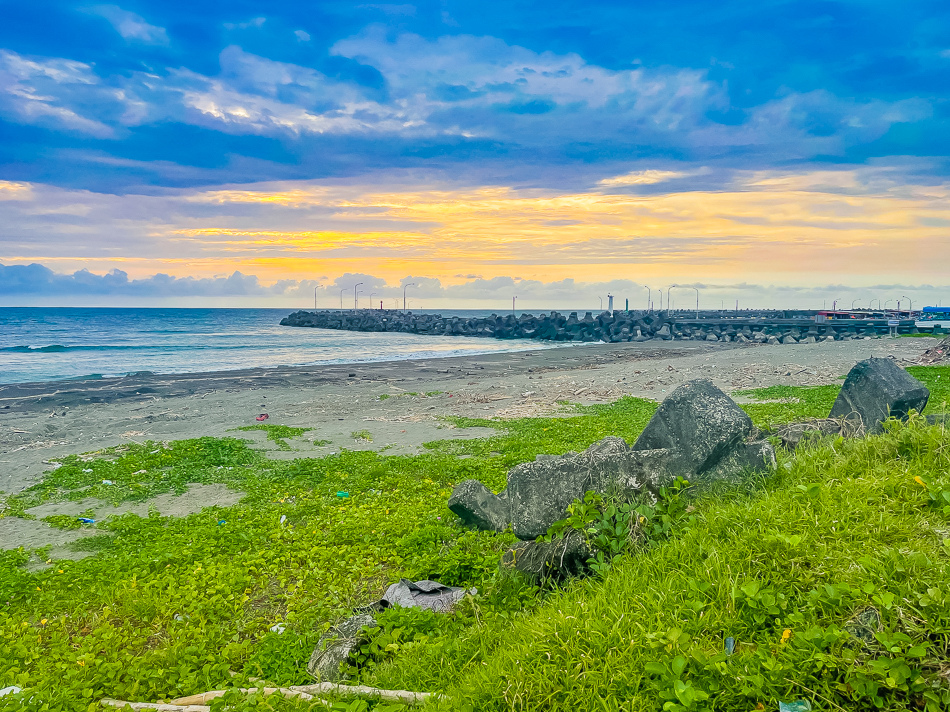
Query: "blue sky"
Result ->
[[0, 1, 947, 307]]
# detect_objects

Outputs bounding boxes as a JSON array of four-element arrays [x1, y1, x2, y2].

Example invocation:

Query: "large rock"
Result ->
[[500, 528, 593, 585], [448, 480, 510, 532], [506, 438, 672, 540], [829, 358, 930, 434], [632, 380, 754, 479], [307, 613, 378, 682]]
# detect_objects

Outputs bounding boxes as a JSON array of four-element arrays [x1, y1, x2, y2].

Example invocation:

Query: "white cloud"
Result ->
[[0, 50, 115, 136], [90, 5, 169, 44], [294, 30, 311, 42], [598, 170, 691, 187]]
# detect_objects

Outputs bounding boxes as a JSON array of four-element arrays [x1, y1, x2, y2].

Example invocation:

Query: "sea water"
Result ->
[[0, 307, 570, 384]]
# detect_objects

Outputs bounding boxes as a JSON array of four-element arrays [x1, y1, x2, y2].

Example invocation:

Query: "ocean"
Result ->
[[0, 307, 570, 385]]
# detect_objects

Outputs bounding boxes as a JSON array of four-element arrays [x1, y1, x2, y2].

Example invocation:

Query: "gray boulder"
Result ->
[[500, 529, 593, 585], [507, 439, 671, 539], [829, 358, 930, 434], [448, 480, 510, 532], [375, 578, 474, 613], [307, 613, 378, 682], [632, 380, 754, 480]]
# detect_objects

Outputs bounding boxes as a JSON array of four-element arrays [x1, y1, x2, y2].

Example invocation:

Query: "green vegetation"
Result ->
[[236, 424, 313, 450], [350, 430, 374, 442], [1, 366, 949, 711]]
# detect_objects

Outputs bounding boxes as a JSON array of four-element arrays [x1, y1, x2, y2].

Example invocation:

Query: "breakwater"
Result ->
[[281, 309, 922, 343]]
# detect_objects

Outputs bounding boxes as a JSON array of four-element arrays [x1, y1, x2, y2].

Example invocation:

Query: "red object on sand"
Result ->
[[256, 414, 269, 421]]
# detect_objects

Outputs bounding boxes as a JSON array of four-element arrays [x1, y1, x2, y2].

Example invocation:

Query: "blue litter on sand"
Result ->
[[779, 701, 812, 712], [77, 518, 95, 524], [336, 491, 350, 498]]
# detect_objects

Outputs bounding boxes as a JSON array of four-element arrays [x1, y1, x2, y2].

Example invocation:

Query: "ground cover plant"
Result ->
[[1, 365, 948, 711]]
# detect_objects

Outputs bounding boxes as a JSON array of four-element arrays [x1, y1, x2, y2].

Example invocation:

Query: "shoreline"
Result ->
[[0, 336, 937, 502]]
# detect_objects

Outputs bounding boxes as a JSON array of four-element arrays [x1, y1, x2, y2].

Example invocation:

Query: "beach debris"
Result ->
[[778, 700, 812, 712], [829, 358, 929, 434], [291, 682, 438, 704], [501, 528, 592, 585], [449, 380, 777, 543], [102, 702, 213, 711], [255, 413, 269, 421], [0, 687, 22, 697], [269, 623, 286, 634], [918, 334, 950, 365], [336, 491, 349, 498], [77, 517, 96, 524]]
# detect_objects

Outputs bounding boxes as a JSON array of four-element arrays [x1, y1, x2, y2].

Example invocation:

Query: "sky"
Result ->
[[0, 0, 948, 309]]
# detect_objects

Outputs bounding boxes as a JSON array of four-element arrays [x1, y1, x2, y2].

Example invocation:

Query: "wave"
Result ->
[[1, 344, 70, 353]]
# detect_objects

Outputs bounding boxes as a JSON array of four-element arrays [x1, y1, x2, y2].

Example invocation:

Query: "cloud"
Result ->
[[598, 170, 693, 187], [89, 5, 169, 44], [294, 30, 311, 42], [0, 50, 117, 136], [4, 262, 945, 310]]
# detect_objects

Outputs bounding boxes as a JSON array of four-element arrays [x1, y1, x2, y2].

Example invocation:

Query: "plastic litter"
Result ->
[[269, 624, 286, 634], [279, 515, 287, 525], [0, 687, 22, 697], [102, 480, 114, 485], [217, 520, 226, 526], [779, 701, 812, 712], [256, 413, 269, 421], [725, 636, 735, 655], [77, 518, 95, 524], [336, 492, 350, 498], [173, 614, 190, 621]]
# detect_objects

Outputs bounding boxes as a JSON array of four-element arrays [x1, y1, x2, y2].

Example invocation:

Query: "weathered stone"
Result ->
[[845, 607, 881, 648], [782, 334, 798, 344], [507, 437, 672, 539], [705, 333, 719, 342], [307, 613, 378, 682], [632, 380, 754, 480], [448, 480, 510, 532], [771, 419, 845, 450], [767, 335, 780, 345], [500, 528, 593, 585], [829, 358, 930, 433]]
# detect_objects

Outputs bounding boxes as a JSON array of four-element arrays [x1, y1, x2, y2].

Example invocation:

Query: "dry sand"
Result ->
[[1, 335, 939, 555], [1, 335, 935, 499]]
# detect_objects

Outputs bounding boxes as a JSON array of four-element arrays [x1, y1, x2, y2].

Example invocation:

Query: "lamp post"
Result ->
[[340, 288, 345, 310], [884, 299, 895, 313], [369, 292, 376, 310], [851, 298, 860, 310], [314, 285, 319, 311], [598, 296, 603, 310], [403, 283, 415, 312], [644, 286, 651, 311], [354, 282, 363, 310], [901, 295, 913, 316], [512, 296, 517, 313]]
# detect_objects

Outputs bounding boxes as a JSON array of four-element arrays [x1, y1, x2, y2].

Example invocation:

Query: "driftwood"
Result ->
[[170, 688, 317, 705], [106, 681, 435, 710], [291, 682, 438, 704], [101, 701, 211, 712]]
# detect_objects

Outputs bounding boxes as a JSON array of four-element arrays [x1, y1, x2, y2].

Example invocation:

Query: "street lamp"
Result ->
[[644, 286, 651, 311], [512, 296, 517, 313], [884, 299, 895, 312], [369, 292, 376, 310], [851, 298, 860, 310], [403, 283, 415, 312], [314, 285, 319, 311], [339, 288, 345, 310], [598, 296, 603, 310], [354, 282, 363, 310], [901, 295, 913, 316]]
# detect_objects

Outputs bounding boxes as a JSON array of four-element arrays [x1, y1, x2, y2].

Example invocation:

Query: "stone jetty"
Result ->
[[281, 308, 921, 343]]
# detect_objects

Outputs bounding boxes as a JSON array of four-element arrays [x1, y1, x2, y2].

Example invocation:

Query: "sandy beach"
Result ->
[[1, 335, 936, 502]]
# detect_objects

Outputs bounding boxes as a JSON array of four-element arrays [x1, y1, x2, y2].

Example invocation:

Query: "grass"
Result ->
[[351, 430, 374, 442], [1, 366, 949, 711], [235, 424, 313, 450]]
